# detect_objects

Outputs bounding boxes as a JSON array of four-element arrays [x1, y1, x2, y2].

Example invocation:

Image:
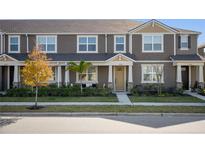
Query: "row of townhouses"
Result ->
[[0, 19, 204, 92]]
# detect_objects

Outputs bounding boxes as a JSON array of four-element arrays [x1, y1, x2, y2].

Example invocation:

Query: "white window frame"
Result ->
[[142, 34, 164, 53], [8, 35, 20, 53], [76, 66, 98, 83], [141, 64, 164, 83], [203, 48, 205, 53], [180, 35, 189, 50], [114, 35, 126, 53], [77, 35, 98, 53], [36, 35, 57, 53]]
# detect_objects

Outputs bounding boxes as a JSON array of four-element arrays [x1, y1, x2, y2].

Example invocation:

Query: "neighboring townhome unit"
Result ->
[[0, 19, 204, 92]]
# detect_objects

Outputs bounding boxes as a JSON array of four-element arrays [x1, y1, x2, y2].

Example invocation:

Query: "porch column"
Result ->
[[189, 66, 191, 90], [57, 66, 62, 88], [108, 65, 113, 89], [7, 66, 10, 89], [65, 67, 70, 86], [199, 65, 204, 88], [176, 64, 182, 88], [13, 65, 19, 87], [128, 65, 133, 91]]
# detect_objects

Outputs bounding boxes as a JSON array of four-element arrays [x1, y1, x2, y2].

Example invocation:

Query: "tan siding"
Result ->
[[98, 66, 108, 87], [176, 34, 198, 54], [107, 34, 114, 53], [58, 35, 76, 53], [136, 22, 171, 33]]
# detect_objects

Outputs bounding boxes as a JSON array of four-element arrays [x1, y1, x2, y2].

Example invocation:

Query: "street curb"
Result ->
[[1, 112, 205, 117]]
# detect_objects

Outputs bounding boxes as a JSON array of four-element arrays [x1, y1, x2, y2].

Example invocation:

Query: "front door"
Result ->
[[182, 66, 189, 90], [115, 66, 125, 91]]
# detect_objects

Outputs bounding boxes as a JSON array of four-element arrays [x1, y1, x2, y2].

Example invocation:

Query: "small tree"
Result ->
[[66, 61, 92, 93], [22, 47, 52, 108], [154, 64, 164, 96]]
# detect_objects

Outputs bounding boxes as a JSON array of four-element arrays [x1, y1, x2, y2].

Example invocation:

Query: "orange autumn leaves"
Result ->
[[21, 47, 53, 87]]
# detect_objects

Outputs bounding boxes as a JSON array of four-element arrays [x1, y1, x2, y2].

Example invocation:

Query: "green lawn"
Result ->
[[129, 96, 205, 103], [0, 96, 117, 102], [1, 105, 205, 113]]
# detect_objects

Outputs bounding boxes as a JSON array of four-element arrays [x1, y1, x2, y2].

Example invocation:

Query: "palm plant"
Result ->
[[66, 61, 92, 93]]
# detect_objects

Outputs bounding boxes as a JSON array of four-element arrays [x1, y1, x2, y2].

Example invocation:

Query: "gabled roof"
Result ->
[[198, 43, 205, 49], [6, 53, 137, 61], [170, 54, 202, 61]]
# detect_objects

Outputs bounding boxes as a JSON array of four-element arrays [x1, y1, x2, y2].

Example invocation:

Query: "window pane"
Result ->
[[144, 74, 152, 81], [144, 36, 152, 43], [10, 45, 18, 51], [181, 42, 188, 48], [116, 37, 124, 44], [153, 36, 161, 43], [144, 44, 152, 51], [88, 37, 96, 43], [88, 45, 96, 51], [38, 37, 46, 44], [153, 44, 162, 51], [47, 37, 55, 44], [116, 44, 124, 51], [79, 45, 87, 51], [10, 37, 18, 44], [47, 44, 55, 51], [181, 36, 188, 42], [79, 37, 87, 43]]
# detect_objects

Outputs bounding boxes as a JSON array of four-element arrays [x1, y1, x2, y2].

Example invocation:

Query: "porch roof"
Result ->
[[170, 54, 202, 61], [4, 53, 137, 62]]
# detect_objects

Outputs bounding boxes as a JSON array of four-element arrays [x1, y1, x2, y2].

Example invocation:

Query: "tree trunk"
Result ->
[[35, 86, 38, 108]]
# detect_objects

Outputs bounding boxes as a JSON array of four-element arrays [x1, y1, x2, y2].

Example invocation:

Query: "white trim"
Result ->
[[129, 34, 132, 54], [114, 35, 126, 53], [0, 33, 3, 54], [174, 34, 176, 55], [0, 54, 19, 61], [108, 65, 112, 83], [128, 65, 133, 83], [141, 64, 164, 83], [8, 35, 20, 53], [7, 66, 10, 89], [36, 35, 57, 53], [105, 53, 136, 62], [105, 34, 107, 53], [189, 66, 191, 90], [142, 34, 164, 53], [76, 66, 98, 83], [26, 34, 29, 53], [77, 35, 98, 53]]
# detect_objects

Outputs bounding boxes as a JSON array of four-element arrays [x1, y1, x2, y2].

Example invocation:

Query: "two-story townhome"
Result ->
[[0, 19, 204, 92]]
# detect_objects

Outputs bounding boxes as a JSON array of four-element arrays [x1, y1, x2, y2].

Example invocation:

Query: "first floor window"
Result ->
[[114, 35, 125, 52], [9, 35, 20, 53], [180, 35, 188, 49], [78, 36, 97, 52], [142, 64, 164, 83], [37, 35, 57, 53], [78, 66, 97, 82], [143, 35, 163, 52]]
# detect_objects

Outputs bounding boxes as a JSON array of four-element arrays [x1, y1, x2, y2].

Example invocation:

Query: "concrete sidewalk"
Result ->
[[185, 91, 205, 101], [0, 102, 205, 106]]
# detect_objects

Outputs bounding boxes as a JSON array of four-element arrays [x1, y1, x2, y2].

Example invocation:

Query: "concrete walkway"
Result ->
[[116, 92, 132, 104], [185, 91, 205, 101], [0, 102, 205, 106]]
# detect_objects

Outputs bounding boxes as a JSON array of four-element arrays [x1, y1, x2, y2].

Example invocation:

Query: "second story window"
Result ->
[[9, 35, 20, 53], [37, 35, 57, 53], [180, 35, 189, 49], [143, 35, 163, 52], [114, 35, 126, 52], [77, 36, 97, 52]]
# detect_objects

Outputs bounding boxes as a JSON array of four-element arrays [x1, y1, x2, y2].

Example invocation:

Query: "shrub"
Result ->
[[5, 85, 112, 97]]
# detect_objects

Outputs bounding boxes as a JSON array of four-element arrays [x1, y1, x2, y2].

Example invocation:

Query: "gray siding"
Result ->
[[132, 34, 174, 60], [107, 34, 114, 53], [176, 34, 198, 54], [58, 35, 76, 53], [133, 62, 176, 88], [21, 35, 27, 53], [98, 35, 105, 53], [98, 66, 108, 87], [28, 35, 36, 51]]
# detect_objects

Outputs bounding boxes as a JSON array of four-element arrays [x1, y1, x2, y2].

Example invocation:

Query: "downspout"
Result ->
[[26, 33, 29, 52]]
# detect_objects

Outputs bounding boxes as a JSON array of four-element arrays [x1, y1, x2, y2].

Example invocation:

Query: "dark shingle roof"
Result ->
[[170, 54, 202, 61], [6, 53, 137, 61], [0, 19, 200, 34], [0, 20, 141, 33]]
